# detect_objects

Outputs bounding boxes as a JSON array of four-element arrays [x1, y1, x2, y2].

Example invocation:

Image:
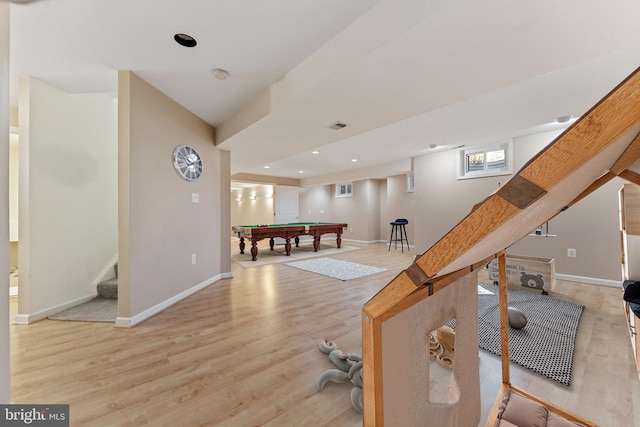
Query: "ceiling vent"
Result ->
[[325, 121, 349, 131]]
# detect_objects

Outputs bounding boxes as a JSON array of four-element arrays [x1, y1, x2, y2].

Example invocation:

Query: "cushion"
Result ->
[[623, 280, 640, 304], [500, 391, 549, 427], [497, 421, 519, 427], [631, 302, 640, 318], [547, 412, 587, 427]]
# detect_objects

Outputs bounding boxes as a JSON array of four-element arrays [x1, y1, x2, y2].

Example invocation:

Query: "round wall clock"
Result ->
[[173, 145, 203, 181]]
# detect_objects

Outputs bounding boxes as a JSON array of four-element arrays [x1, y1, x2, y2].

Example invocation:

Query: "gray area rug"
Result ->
[[452, 283, 584, 386], [48, 297, 117, 323], [285, 257, 387, 281]]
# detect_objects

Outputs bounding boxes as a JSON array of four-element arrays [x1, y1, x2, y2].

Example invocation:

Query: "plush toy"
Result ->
[[429, 325, 455, 368], [316, 339, 363, 413]]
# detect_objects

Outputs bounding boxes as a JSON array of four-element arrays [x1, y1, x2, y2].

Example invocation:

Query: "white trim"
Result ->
[[115, 273, 232, 328], [343, 238, 402, 245], [556, 273, 620, 288], [13, 293, 97, 324]]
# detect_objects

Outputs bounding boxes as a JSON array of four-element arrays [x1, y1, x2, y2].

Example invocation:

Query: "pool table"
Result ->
[[232, 222, 348, 261]]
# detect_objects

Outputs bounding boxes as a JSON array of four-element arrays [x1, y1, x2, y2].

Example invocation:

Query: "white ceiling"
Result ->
[[8, 0, 640, 184]]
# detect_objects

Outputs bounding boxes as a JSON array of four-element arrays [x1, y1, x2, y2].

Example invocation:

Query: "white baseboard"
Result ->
[[555, 273, 620, 288], [13, 292, 97, 325], [342, 238, 392, 245], [115, 272, 232, 328]]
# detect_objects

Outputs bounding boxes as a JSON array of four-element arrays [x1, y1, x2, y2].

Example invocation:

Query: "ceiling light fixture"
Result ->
[[351, 158, 358, 162], [174, 33, 197, 48], [556, 115, 572, 123], [326, 121, 349, 131], [263, 165, 270, 169], [312, 151, 320, 155], [429, 144, 438, 149], [212, 68, 229, 80], [298, 170, 304, 174]]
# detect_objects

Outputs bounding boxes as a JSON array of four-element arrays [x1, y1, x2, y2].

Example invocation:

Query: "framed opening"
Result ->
[[335, 182, 353, 198], [457, 139, 513, 179]]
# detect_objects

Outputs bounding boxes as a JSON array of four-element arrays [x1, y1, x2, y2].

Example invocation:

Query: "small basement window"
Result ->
[[457, 139, 513, 179], [335, 182, 353, 198]]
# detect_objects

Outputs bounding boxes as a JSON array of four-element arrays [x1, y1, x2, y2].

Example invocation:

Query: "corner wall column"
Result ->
[[0, 2, 12, 404]]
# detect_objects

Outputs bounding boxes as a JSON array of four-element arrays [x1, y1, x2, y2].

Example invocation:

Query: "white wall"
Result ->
[[0, 1, 10, 404], [16, 78, 118, 322]]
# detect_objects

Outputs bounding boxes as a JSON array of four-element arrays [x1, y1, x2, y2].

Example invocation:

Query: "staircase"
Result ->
[[97, 262, 118, 299]]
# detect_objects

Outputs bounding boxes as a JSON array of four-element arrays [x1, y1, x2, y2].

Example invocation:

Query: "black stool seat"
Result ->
[[389, 218, 409, 252]]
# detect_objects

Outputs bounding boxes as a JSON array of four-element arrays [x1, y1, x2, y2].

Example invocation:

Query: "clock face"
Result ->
[[173, 145, 203, 181]]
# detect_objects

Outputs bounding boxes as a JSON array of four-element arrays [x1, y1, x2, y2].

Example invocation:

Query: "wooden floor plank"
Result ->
[[8, 242, 639, 426]]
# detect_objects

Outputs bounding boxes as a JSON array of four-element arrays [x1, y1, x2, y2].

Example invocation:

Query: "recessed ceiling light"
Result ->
[[351, 158, 358, 162], [312, 150, 320, 155], [212, 68, 229, 80], [174, 33, 197, 48], [263, 165, 270, 169], [298, 170, 304, 174], [429, 144, 438, 149], [556, 115, 572, 123]]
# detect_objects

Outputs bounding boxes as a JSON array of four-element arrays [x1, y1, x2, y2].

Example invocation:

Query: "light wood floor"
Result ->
[[9, 242, 640, 426]]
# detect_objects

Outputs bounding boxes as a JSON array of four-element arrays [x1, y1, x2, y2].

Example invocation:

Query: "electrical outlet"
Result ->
[[192, 254, 197, 264], [567, 248, 576, 258]]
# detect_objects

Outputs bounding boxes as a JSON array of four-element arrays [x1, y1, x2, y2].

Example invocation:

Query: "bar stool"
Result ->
[[389, 218, 409, 252]]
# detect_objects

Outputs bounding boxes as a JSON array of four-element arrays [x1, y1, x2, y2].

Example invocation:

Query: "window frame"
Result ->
[[406, 172, 414, 192], [457, 139, 513, 180], [335, 182, 353, 198]]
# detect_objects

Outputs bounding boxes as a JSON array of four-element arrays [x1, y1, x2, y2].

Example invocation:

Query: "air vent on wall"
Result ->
[[325, 121, 349, 131]]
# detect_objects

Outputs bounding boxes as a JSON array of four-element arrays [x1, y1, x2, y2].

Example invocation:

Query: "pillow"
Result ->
[[500, 391, 549, 427], [547, 412, 587, 427], [623, 280, 640, 304], [631, 302, 640, 318], [497, 421, 519, 427]]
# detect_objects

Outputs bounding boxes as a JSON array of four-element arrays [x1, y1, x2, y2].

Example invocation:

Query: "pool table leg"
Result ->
[[285, 238, 292, 256], [239, 237, 245, 254], [250, 240, 258, 261], [336, 231, 342, 248], [269, 238, 275, 251], [313, 235, 320, 252], [294, 236, 300, 247]]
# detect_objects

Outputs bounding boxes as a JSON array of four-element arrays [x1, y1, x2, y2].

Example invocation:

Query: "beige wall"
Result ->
[[385, 174, 414, 246], [332, 179, 382, 242], [9, 242, 17, 272], [230, 185, 274, 230], [413, 129, 622, 283], [16, 77, 118, 322], [118, 71, 230, 325], [9, 133, 17, 242], [299, 185, 332, 223], [1, 2, 10, 403]]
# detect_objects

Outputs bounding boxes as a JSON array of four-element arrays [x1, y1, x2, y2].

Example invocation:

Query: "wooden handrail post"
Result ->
[[498, 251, 510, 385]]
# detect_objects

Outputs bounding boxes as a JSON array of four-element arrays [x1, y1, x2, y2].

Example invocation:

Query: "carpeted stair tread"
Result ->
[[97, 278, 118, 299]]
